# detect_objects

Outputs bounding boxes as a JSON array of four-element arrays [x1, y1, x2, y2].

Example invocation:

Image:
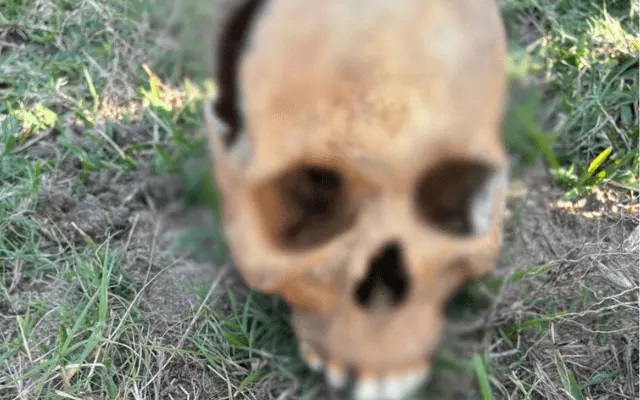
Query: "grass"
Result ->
[[0, 0, 637, 399], [501, 0, 639, 198]]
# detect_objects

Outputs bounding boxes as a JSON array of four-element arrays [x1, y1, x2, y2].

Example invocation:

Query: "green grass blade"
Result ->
[[82, 66, 100, 114], [554, 351, 586, 400], [586, 147, 613, 176], [473, 354, 493, 400]]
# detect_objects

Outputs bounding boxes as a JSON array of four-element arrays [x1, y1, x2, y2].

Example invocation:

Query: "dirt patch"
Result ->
[[554, 184, 639, 221], [156, 357, 224, 399], [488, 164, 637, 399], [25, 125, 232, 320], [0, 118, 240, 395], [0, 26, 29, 57]]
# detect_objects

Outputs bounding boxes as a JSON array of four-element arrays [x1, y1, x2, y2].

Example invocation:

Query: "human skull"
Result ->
[[204, 0, 508, 398]]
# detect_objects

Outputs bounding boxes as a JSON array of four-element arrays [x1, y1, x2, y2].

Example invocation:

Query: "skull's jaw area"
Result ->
[[299, 340, 431, 400], [290, 296, 450, 400]]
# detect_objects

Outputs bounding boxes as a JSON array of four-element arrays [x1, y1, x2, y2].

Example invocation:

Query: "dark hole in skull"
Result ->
[[414, 159, 494, 236], [354, 242, 410, 309], [254, 165, 357, 251]]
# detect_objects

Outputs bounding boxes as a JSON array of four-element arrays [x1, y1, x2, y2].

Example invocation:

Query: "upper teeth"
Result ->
[[353, 369, 429, 400], [299, 341, 429, 400]]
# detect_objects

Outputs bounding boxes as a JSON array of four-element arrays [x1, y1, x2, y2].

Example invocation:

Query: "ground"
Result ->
[[0, 0, 638, 399]]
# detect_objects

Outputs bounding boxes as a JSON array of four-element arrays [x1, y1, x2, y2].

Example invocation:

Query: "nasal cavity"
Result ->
[[354, 242, 410, 309]]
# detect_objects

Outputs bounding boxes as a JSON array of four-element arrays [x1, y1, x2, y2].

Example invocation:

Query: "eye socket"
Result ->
[[253, 165, 358, 251], [413, 160, 494, 236]]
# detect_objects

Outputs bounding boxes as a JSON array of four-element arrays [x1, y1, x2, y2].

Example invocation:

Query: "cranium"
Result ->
[[204, 0, 508, 398]]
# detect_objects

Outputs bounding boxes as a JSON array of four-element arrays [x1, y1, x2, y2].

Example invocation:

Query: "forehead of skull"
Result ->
[[237, 0, 506, 179]]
